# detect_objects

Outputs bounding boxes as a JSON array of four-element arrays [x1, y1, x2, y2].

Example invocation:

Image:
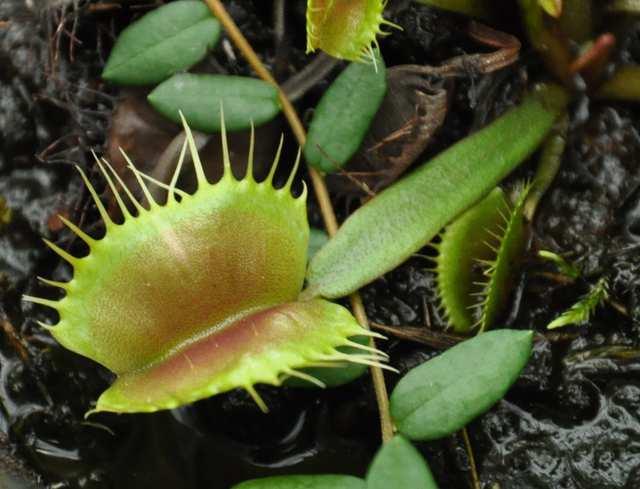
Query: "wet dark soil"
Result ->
[[1, 1, 640, 488]]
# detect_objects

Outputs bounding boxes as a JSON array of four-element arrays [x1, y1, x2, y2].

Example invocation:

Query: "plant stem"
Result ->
[[282, 53, 340, 103], [608, 0, 640, 13], [202, 0, 394, 443], [524, 113, 569, 220], [596, 66, 640, 101], [461, 427, 481, 489]]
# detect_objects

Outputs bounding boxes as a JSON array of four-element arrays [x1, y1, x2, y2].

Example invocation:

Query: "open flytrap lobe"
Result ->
[[23, 112, 389, 415], [306, 0, 399, 63]]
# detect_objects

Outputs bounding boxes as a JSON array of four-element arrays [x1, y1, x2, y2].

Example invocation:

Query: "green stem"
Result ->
[[524, 113, 569, 220], [596, 66, 640, 101], [607, 0, 640, 13], [519, 0, 573, 84]]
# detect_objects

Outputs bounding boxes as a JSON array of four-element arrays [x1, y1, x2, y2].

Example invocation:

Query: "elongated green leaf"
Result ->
[[304, 84, 569, 299], [366, 436, 439, 489], [231, 475, 366, 489], [390, 329, 533, 441], [148, 74, 281, 133], [102, 1, 221, 85], [304, 56, 387, 173]]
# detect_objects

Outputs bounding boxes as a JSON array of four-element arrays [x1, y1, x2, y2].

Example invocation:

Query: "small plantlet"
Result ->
[[538, 249, 580, 280], [305, 0, 398, 63], [547, 277, 608, 329], [23, 113, 388, 414], [434, 185, 530, 333]]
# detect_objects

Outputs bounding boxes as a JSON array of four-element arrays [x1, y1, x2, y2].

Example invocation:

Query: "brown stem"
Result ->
[[202, 0, 394, 442], [461, 427, 481, 489], [371, 322, 464, 349]]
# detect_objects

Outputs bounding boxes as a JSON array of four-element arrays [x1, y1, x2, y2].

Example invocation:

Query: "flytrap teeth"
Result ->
[[434, 185, 531, 333]]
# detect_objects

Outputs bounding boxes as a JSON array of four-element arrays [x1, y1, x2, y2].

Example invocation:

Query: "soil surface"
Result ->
[[1, 1, 640, 488]]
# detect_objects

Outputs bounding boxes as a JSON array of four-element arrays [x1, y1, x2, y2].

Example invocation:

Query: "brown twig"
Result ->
[[1, 317, 29, 362], [569, 33, 616, 85], [371, 322, 464, 349], [87, 3, 122, 13], [202, 0, 394, 443], [393, 22, 520, 79]]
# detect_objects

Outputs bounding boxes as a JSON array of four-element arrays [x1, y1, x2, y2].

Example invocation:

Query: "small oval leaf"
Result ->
[[304, 56, 387, 173], [390, 329, 533, 441], [232, 475, 366, 489], [148, 74, 281, 133], [102, 1, 221, 86], [304, 84, 569, 299], [366, 436, 439, 489]]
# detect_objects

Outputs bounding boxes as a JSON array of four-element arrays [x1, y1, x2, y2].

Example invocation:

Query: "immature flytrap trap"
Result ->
[[433, 185, 531, 333], [305, 0, 399, 63], [23, 112, 389, 414]]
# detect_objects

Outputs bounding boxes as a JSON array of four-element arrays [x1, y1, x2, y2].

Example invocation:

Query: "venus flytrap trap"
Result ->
[[434, 185, 530, 333], [305, 0, 399, 63], [29, 1, 565, 485], [23, 112, 391, 414]]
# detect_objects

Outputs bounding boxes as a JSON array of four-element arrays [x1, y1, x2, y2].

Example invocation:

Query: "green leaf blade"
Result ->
[[231, 475, 366, 489], [148, 74, 281, 133], [305, 84, 569, 300], [390, 329, 533, 441], [307, 227, 330, 260], [366, 436, 439, 489], [102, 1, 221, 86], [304, 57, 387, 173]]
